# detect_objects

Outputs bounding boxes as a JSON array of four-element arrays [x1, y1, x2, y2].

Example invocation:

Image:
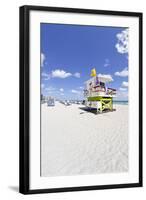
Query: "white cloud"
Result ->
[[71, 89, 79, 94], [74, 72, 80, 78], [116, 90, 128, 100], [41, 83, 45, 89], [60, 88, 64, 92], [115, 29, 129, 54], [42, 72, 51, 80], [71, 89, 82, 95], [45, 86, 55, 91], [41, 53, 45, 67], [119, 87, 127, 91], [98, 74, 114, 82], [60, 93, 64, 96], [115, 67, 128, 77], [52, 69, 72, 78], [104, 59, 110, 67], [122, 81, 128, 87], [79, 86, 83, 89], [42, 69, 80, 80]]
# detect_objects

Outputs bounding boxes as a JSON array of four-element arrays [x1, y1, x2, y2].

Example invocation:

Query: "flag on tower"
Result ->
[[90, 68, 96, 77]]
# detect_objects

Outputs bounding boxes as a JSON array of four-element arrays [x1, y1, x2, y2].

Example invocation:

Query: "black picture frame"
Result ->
[[19, 5, 143, 194]]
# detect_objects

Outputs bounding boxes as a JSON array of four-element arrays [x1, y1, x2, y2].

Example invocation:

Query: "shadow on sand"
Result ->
[[79, 107, 116, 115], [79, 107, 98, 115]]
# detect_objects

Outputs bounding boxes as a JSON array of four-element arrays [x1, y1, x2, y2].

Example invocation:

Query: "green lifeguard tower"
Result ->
[[84, 69, 116, 113]]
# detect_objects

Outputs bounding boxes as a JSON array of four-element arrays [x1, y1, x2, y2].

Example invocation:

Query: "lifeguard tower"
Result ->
[[84, 68, 116, 113], [47, 96, 55, 106]]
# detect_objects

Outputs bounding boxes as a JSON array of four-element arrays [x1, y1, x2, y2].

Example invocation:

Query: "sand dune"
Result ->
[[41, 102, 128, 177]]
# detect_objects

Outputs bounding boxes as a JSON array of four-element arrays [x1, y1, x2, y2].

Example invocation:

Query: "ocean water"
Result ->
[[113, 101, 128, 105]]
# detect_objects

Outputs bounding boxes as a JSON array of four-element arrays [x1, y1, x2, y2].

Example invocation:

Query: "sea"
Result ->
[[113, 101, 128, 105]]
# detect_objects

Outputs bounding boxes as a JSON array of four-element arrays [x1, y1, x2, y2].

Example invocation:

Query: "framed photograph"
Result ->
[[19, 5, 143, 194]]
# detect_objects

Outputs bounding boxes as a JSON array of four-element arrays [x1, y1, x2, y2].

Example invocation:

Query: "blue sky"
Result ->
[[41, 23, 128, 100]]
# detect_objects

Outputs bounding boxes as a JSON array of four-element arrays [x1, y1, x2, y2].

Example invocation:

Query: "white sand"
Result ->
[[41, 102, 128, 177]]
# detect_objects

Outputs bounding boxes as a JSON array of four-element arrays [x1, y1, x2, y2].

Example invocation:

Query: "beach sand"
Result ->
[[41, 102, 128, 177]]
